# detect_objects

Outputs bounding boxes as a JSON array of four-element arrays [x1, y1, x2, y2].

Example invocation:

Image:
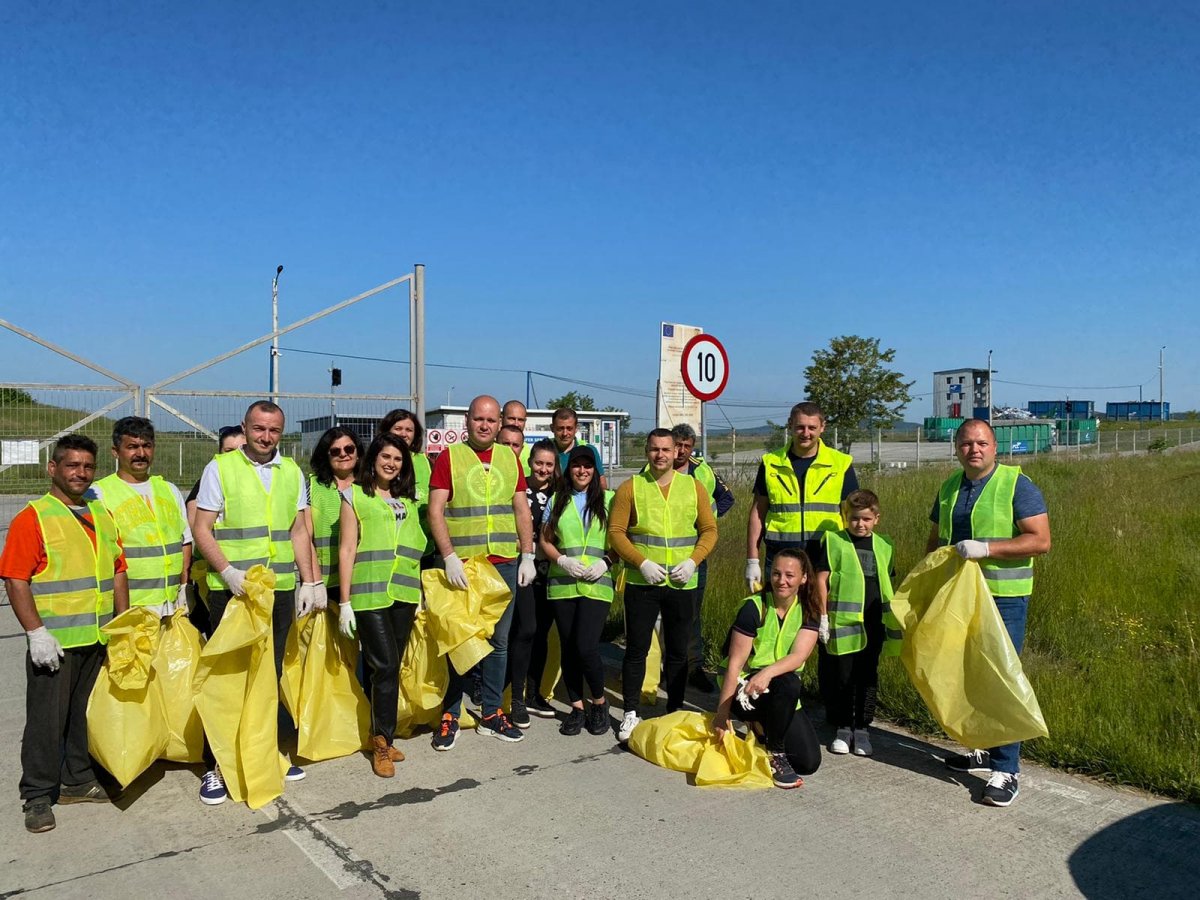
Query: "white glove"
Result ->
[[27, 627, 64, 672], [955, 540, 990, 561], [220, 565, 248, 596], [311, 581, 329, 611], [745, 558, 762, 593], [638, 559, 668, 585], [818, 615, 830, 644], [338, 603, 357, 638], [669, 558, 697, 585], [175, 582, 190, 614], [556, 555, 587, 579], [296, 582, 317, 617], [518, 552, 537, 587], [443, 552, 468, 589], [735, 679, 764, 711], [581, 559, 609, 582]]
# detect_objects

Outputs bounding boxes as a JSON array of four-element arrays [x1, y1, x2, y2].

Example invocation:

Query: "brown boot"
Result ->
[[371, 735, 395, 778], [387, 744, 405, 763]]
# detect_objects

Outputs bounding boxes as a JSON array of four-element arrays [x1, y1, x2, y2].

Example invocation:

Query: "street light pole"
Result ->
[[1159, 345, 1166, 421], [270, 265, 283, 403], [986, 349, 993, 425]]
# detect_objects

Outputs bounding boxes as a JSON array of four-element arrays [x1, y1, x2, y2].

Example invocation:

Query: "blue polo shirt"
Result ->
[[929, 467, 1047, 544]]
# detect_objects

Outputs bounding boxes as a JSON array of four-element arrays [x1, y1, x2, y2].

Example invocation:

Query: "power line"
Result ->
[[992, 374, 1158, 391]]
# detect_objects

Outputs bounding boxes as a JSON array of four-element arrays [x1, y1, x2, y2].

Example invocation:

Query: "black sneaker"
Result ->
[[432, 713, 460, 751], [23, 797, 55, 833], [478, 709, 524, 742], [688, 668, 717, 694], [527, 694, 556, 718], [559, 707, 585, 736], [469, 669, 484, 709], [767, 752, 803, 789], [586, 702, 611, 736], [510, 701, 532, 729], [58, 780, 112, 804], [982, 772, 1020, 807], [946, 749, 991, 773]]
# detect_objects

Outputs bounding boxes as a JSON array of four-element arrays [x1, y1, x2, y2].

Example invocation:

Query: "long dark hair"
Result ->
[[359, 433, 415, 500], [528, 438, 561, 493], [547, 455, 607, 542], [310, 427, 364, 487], [767, 548, 820, 623], [377, 408, 424, 452]]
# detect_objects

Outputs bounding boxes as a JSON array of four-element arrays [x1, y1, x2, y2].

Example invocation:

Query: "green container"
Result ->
[[1057, 419, 1097, 446], [923, 417, 964, 442], [994, 423, 1052, 455]]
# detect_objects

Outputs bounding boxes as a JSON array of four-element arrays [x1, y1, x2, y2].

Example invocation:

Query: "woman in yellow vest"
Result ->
[[713, 548, 822, 789], [539, 446, 616, 736], [378, 408, 432, 561], [305, 427, 364, 596], [336, 433, 423, 778]]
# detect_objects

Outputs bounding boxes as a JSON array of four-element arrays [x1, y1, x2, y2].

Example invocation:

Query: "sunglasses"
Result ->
[[329, 445, 357, 457]]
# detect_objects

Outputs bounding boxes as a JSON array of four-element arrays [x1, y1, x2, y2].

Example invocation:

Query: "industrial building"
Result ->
[[933, 368, 991, 419]]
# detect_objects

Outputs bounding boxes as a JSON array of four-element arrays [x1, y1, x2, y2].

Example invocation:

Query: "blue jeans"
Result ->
[[989, 595, 1028, 774], [443, 560, 517, 717]]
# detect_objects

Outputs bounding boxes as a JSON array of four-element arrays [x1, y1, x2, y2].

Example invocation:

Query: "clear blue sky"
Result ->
[[2, 1, 1196, 428]]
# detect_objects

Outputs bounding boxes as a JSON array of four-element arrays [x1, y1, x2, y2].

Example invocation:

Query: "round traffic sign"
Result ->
[[680, 334, 729, 402]]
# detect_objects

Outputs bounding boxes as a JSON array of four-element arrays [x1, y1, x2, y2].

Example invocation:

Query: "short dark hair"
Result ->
[[671, 424, 697, 443], [499, 424, 524, 442], [954, 419, 995, 444], [310, 426, 365, 488], [646, 428, 674, 447], [553, 407, 578, 425], [245, 400, 284, 421], [377, 408, 424, 452], [359, 433, 415, 500], [844, 489, 881, 515], [52, 433, 98, 463], [789, 401, 825, 422], [112, 416, 155, 447]]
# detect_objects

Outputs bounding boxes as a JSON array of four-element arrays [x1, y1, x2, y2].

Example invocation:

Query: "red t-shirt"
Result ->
[[0, 504, 128, 582], [429, 444, 527, 563]]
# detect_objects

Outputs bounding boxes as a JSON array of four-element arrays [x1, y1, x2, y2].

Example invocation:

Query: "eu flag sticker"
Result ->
[[662, 324, 674, 337]]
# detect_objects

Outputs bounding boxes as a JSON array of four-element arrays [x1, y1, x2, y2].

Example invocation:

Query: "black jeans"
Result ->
[[507, 573, 553, 704], [357, 602, 417, 741], [20, 643, 105, 802], [622, 584, 695, 714], [687, 560, 709, 668], [820, 604, 885, 729], [732, 672, 821, 775], [202, 587, 295, 767], [552, 596, 610, 703]]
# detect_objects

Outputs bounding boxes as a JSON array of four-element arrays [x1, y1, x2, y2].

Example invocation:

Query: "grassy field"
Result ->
[[615, 451, 1200, 802]]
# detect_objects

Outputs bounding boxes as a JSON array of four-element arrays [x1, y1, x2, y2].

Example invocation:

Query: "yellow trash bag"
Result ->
[[153, 608, 206, 763], [628, 710, 772, 789], [87, 607, 168, 788], [890, 547, 1049, 749], [421, 559, 512, 673], [539, 622, 562, 699], [396, 606, 447, 737], [193, 566, 286, 809], [281, 607, 371, 761], [641, 626, 662, 706]]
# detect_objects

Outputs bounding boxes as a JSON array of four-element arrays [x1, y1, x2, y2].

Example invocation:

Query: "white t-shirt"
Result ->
[[340, 487, 407, 522], [87, 477, 193, 545], [195, 449, 308, 523]]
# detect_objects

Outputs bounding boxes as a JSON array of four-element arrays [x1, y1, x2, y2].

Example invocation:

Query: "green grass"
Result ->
[[622, 452, 1200, 801]]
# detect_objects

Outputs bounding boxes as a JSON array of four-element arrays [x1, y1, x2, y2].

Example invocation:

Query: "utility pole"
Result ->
[[270, 265, 283, 403], [1159, 345, 1166, 421], [986, 349, 993, 425]]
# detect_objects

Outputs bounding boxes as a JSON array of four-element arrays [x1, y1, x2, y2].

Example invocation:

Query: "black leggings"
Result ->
[[357, 602, 417, 741], [507, 575, 553, 703], [551, 595, 610, 703], [733, 672, 821, 775], [622, 584, 694, 714]]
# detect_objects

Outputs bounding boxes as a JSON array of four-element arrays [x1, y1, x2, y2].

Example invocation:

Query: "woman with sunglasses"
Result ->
[[539, 445, 617, 736], [305, 427, 365, 595], [336, 433, 423, 777]]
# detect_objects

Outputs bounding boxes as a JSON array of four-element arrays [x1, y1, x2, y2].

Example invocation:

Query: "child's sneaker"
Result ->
[[767, 752, 803, 789], [829, 727, 852, 754], [852, 728, 873, 757]]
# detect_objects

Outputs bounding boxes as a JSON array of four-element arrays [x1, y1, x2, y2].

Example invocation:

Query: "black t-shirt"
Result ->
[[731, 596, 819, 639], [810, 533, 895, 611]]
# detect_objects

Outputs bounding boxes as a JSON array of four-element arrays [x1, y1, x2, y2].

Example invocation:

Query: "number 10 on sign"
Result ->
[[681, 334, 729, 402]]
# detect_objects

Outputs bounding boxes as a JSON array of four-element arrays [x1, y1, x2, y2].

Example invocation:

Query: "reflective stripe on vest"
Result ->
[[28, 495, 118, 648], [309, 477, 343, 588], [937, 464, 1035, 597], [546, 492, 614, 602], [626, 471, 698, 589], [206, 451, 301, 591], [349, 487, 425, 610], [93, 473, 185, 607], [823, 530, 903, 657], [762, 440, 851, 544], [446, 443, 519, 559]]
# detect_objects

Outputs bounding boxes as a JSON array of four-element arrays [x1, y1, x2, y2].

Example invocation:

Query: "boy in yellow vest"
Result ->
[[812, 489, 901, 758], [1, 434, 130, 833]]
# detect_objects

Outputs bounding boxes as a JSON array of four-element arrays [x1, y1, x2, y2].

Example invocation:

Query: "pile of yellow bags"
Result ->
[[281, 606, 371, 762], [627, 710, 773, 789], [890, 547, 1049, 749]]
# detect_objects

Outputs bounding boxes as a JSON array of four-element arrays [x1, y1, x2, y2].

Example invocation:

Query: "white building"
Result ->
[[933, 368, 991, 419], [424, 405, 626, 468]]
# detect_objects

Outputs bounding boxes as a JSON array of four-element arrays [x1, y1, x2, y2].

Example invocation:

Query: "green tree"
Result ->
[[804, 335, 914, 454], [601, 404, 630, 428], [0, 387, 34, 405], [764, 419, 787, 450], [547, 391, 596, 411]]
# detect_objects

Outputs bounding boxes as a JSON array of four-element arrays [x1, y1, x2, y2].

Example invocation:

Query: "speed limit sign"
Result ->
[[681, 334, 729, 402]]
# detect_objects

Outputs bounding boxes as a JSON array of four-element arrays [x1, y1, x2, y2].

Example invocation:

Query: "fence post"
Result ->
[[916, 427, 921, 466]]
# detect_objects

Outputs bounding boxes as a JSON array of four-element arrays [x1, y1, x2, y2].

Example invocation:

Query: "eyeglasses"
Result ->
[[329, 445, 357, 457]]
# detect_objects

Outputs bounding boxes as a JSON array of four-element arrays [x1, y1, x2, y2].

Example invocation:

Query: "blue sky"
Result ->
[[2, 1, 1196, 428]]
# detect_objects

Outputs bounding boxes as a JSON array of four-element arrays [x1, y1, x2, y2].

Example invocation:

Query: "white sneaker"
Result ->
[[829, 728, 852, 754], [852, 728, 873, 757], [618, 711, 642, 742]]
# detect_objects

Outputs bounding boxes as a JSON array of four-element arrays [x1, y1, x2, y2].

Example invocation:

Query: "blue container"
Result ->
[[1106, 401, 1170, 421]]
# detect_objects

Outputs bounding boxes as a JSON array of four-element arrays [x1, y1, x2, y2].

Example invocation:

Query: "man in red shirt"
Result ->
[[1, 434, 129, 833]]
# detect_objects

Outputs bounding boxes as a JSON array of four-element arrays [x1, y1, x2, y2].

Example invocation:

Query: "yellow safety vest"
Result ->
[[349, 487, 425, 611], [547, 491, 614, 602], [93, 473, 184, 608], [445, 443, 519, 559], [626, 470, 699, 589], [762, 440, 851, 544], [937, 464, 1035, 597]]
